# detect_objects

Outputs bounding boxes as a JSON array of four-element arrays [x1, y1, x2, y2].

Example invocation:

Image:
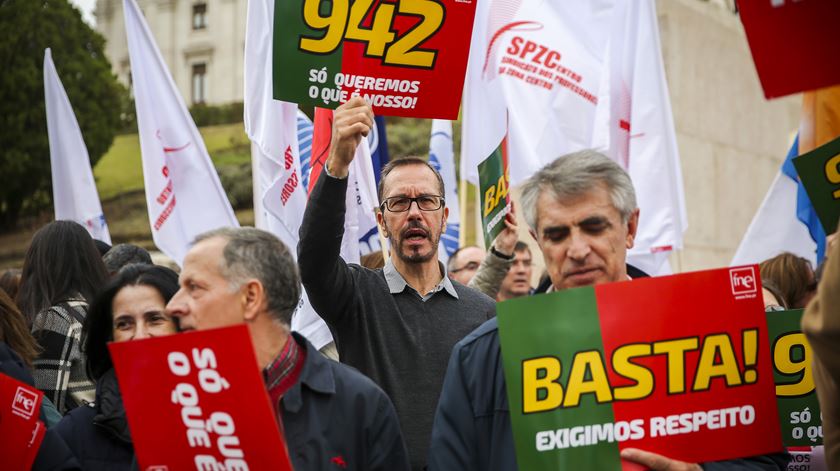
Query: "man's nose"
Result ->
[[166, 289, 187, 318], [566, 230, 591, 261], [406, 200, 423, 219]]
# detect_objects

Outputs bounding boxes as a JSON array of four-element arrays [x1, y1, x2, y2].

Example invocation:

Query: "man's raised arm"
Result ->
[[298, 97, 374, 323]]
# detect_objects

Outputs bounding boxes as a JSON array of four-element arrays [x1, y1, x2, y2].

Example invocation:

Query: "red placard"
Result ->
[[597, 266, 781, 463], [0, 372, 46, 470], [109, 325, 292, 471], [336, 0, 476, 119], [739, 0, 840, 99]]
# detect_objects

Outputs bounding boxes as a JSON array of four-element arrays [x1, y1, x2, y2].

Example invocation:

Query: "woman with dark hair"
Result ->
[[0, 268, 22, 300], [17, 220, 109, 414], [55, 264, 180, 470], [0, 289, 40, 368], [760, 252, 817, 309], [1, 288, 66, 426], [1, 288, 80, 469], [761, 280, 788, 312]]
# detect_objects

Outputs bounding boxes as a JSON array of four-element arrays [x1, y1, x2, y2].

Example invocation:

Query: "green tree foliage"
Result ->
[[385, 117, 432, 159], [384, 117, 462, 177], [0, 0, 123, 229]]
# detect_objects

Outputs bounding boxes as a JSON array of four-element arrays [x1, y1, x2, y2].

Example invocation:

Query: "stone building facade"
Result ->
[[95, 0, 247, 105], [658, 0, 799, 272]]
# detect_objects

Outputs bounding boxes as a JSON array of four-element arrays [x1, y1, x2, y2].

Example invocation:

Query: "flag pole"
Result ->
[[459, 177, 468, 246], [251, 141, 266, 230], [378, 214, 390, 263]]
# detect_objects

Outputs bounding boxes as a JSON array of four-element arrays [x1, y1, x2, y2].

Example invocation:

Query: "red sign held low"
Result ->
[[0, 373, 46, 470], [109, 325, 292, 471]]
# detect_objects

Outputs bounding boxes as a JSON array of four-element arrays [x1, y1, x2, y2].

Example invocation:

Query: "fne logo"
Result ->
[[12, 386, 38, 420], [730, 267, 758, 297]]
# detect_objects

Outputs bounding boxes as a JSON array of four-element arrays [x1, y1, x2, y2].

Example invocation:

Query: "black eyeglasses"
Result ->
[[450, 261, 480, 273], [380, 195, 445, 212]]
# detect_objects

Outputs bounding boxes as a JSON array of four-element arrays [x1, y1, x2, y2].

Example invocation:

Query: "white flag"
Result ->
[[44, 48, 111, 244], [244, 0, 332, 349], [462, 0, 685, 274], [461, 0, 611, 187], [732, 172, 817, 267], [123, 0, 238, 265], [459, 0, 513, 187], [429, 120, 460, 264], [598, 0, 687, 262], [344, 141, 381, 261], [732, 138, 819, 267], [359, 122, 385, 256]]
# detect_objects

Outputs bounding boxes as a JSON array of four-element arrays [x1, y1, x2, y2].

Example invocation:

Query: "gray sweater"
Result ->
[[299, 172, 495, 471]]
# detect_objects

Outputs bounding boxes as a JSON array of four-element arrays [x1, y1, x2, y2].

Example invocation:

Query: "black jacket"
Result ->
[[53, 334, 406, 471], [0, 342, 80, 471], [428, 315, 790, 470], [281, 333, 411, 470], [53, 369, 135, 471]]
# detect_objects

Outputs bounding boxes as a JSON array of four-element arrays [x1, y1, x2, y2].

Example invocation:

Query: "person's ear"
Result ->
[[377, 209, 390, 238], [441, 206, 449, 233], [625, 208, 640, 249], [241, 279, 265, 321]]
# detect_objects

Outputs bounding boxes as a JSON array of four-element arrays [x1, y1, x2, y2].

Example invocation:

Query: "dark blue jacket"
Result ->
[[0, 342, 80, 471], [428, 318, 791, 471], [281, 333, 411, 471], [53, 369, 135, 471]]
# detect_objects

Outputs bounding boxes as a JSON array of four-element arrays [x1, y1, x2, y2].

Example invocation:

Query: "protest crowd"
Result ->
[[4, 0, 840, 470], [3, 96, 839, 470]]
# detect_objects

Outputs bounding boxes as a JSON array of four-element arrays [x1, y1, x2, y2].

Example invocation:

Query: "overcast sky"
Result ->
[[69, 0, 97, 26]]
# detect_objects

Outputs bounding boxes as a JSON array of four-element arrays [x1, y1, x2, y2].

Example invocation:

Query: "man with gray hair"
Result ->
[[166, 227, 409, 470], [520, 149, 640, 293], [428, 151, 788, 470]]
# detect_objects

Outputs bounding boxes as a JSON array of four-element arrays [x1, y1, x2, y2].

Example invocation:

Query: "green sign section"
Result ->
[[497, 288, 622, 470], [478, 146, 509, 249], [766, 309, 823, 446], [273, 0, 343, 104], [793, 134, 840, 234]]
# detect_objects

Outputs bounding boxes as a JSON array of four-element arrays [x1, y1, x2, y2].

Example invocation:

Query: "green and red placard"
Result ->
[[273, 0, 477, 119], [497, 266, 783, 469], [478, 138, 510, 248], [767, 309, 823, 447], [793, 134, 840, 234]]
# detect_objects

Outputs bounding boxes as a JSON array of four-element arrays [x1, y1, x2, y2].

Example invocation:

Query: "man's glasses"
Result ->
[[380, 195, 445, 212], [450, 261, 480, 273]]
